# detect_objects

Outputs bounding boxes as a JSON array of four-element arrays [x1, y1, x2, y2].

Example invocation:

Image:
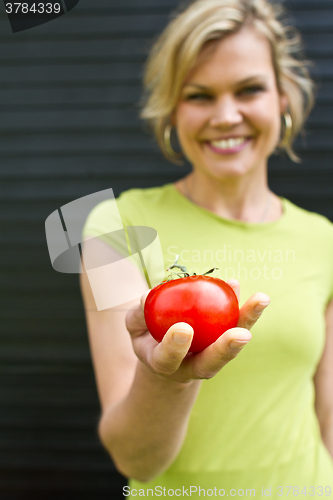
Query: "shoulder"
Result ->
[[283, 197, 333, 241], [82, 183, 176, 238], [117, 183, 175, 208], [90, 183, 175, 214]]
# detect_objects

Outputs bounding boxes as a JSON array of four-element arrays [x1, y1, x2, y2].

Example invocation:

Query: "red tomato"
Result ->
[[144, 275, 239, 352]]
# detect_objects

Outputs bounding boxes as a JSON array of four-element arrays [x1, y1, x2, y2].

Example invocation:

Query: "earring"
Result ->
[[163, 124, 182, 159], [278, 112, 293, 148]]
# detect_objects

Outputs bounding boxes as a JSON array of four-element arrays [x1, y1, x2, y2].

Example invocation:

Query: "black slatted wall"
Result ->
[[0, 0, 332, 498]]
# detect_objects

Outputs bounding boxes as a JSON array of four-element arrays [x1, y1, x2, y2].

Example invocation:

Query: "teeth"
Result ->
[[211, 137, 246, 149]]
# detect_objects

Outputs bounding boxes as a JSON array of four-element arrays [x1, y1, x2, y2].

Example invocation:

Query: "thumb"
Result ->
[[149, 322, 194, 376], [164, 322, 194, 346]]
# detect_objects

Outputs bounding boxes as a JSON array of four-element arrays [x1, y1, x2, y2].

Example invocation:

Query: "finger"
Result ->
[[125, 291, 151, 337], [131, 329, 159, 360], [238, 292, 270, 330], [140, 290, 151, 310], [147, 322, 194, 376], [226, 279, 240, 302], [183, 327, 251, 380]]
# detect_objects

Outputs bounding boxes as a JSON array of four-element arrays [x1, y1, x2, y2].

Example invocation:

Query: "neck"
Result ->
[[180, 171, 278, 223]]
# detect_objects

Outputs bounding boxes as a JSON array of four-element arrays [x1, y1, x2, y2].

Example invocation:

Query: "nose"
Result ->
[[209, 96, 243, 128]]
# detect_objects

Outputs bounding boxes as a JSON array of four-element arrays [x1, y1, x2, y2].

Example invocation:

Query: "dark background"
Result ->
[[0, 0, 332, 498]]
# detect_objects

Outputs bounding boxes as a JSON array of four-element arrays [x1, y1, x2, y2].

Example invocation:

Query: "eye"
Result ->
[[238, 85, 266, 96], [184, 93, 212, 101]]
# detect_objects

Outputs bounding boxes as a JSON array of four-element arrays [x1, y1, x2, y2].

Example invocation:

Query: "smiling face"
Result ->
[[172, 26, 288, 180]]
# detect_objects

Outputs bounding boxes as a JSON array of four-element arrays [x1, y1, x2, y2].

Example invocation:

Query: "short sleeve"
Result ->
[[82, 198, 130, 257], [81, 192, 166, 310]]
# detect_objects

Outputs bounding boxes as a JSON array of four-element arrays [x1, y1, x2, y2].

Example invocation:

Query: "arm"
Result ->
[[80, 238, 270, 482], [313, 298, 333, 458], [80, 238, 202, 481]]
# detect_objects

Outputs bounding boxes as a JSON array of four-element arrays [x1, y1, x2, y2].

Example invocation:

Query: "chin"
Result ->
[[205, 161, 252, 179]]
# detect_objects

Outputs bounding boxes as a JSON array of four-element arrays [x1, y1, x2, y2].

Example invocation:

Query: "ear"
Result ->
[[279, 93, 289, 114]]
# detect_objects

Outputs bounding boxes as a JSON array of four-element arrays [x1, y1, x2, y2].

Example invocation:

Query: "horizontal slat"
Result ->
[[0, 84, 142, 107], [0, 176, 171, 201], [0, 487, 121, 500], [79, 0, 176, 7], [0, 247, 67, 270], [0, 155, 180, 178], [0, 201, 96, 220], [0, 450, 111, 470], [292, 10, 333, 31], [0, 62, 143, 86], [0, 427, 97, 443], [315, 80, 333, 100], [0, 441, 101, 452], [311, 60, 333, 79], [0, 14, 169, 38], [0, 271, 82, 292], [0, 292, 115, 312], [0, 404, 99, 424], [0, 0, 176, 11], [287, 0, 333, 8], [0, 366, 92, 378], [0, 347, 90, 362], [0, 38, 150, 61], [0, 108, 141, 131], [303, 33, 333, 55], [0, 130, 149, 151], [0, 335, 90, 351], [0, 469, 121, 495], [0, 386, 98, 405], [2, 372, 95, 386], [0, 324, 87, 337], [0, 0, 177, 16]]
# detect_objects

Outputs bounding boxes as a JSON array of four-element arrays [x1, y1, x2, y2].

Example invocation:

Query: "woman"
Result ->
[[81, 0, 333, 496]]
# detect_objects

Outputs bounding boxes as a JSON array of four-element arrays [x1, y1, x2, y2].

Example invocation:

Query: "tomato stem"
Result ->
[[165, 255, 219, 280], [168, 264, 189, 275], [203, 267, 219, 276]]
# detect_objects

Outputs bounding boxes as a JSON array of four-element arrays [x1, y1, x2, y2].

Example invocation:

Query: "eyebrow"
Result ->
[[183, 75, 267, 90]]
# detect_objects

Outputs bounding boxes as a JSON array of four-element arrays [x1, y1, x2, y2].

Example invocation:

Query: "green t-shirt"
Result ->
[[83, 183, 333, 497]]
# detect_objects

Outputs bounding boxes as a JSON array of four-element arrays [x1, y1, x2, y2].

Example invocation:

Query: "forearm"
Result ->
[[98, 360, 202, 482]]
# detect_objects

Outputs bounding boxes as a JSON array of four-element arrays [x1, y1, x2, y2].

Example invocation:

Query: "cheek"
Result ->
[[250, 101, 281, 140], [175, 103, 208, 137]]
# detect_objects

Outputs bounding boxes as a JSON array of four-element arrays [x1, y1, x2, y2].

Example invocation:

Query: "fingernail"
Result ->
[[254, 301, 270, 313], [229, 339, 250, 351], [173, 331, 192, 345]]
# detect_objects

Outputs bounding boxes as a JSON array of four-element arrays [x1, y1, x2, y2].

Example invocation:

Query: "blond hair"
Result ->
[[140, 0, 315, 163]]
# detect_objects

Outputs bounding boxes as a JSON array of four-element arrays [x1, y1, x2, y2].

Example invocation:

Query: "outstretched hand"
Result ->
[[125, 279, 270, 384]]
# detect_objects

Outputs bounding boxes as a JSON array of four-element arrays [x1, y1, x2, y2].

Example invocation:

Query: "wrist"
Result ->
[[136, 359, 201, 391]]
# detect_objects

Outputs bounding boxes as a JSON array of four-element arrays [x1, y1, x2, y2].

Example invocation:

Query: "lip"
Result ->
[[206, 137, 252, 155], [209, 135, 251, 141]]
